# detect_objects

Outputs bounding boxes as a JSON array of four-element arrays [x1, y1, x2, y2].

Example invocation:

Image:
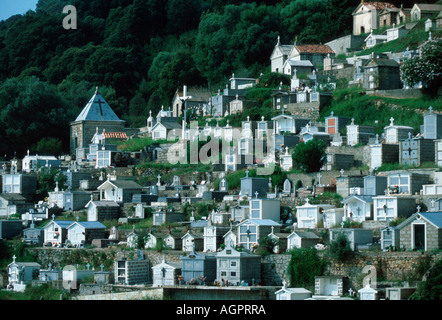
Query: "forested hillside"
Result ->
[[0, 0, 437, 157]]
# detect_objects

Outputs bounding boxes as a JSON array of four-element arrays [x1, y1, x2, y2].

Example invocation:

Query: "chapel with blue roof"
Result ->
[[70, 87, 126, 156]]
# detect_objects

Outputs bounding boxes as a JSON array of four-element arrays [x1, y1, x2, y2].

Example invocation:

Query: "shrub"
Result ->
[[256, 235, 278, 255], [410, 257, 442, 300], [328, 232, 354, 261], [287, 248, 327, 288]]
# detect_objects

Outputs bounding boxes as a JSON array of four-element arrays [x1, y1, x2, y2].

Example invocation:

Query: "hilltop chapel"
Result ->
[[70, 87, 126, 157]]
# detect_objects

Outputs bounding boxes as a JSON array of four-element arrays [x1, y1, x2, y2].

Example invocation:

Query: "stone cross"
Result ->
[[285, 146, 289, 155], [12, 255, 16, 263], [255, 191, 259, 199], [52, 214, 55, 220], [100, 264, 104, 272], [282, 280, 287, 288], [340, 169, 345, 176], [341, 221, 345, 229], [86, 263, 90, 270], [416, 205, 421, 213], [348, 288, 354, 296], [331, 111, 334, 116], [429, 106, 433, 113], [245, 169, 249, 178], [48, 263, 52, 271], [375, 133, 380, 144], [157, 174, 161, 186], [390, 117, 395, 126], [408, 132, 412, 140]]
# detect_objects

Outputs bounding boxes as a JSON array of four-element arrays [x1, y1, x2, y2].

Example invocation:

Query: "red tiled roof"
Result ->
[[295, 44, 334, 54], [364, 2, 397, 10], [103, 132, 128, 139]]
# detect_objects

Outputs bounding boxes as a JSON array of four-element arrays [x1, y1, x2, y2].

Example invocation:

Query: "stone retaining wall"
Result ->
[[28, 248, 442, 293], [76, 287, 163, 300], [262, 251, 442, 290]]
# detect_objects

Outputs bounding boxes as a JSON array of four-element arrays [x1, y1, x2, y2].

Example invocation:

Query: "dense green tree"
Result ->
[[84, 45, 141, 97], [3, 0, 435, 153], [194, 3, 279, 84], [0, 76, 71, 157], [158, 49, 205, 103], [292, 139, 327, 173], [166, 0, 206, 34], [287, 247, 327, 288], [34, 137, 63, 156]]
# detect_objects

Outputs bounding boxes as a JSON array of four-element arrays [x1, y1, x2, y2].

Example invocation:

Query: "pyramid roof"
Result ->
[[75, 88, 124, 122]]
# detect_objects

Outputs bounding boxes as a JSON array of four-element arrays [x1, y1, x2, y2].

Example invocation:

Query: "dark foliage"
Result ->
[[2, 0, 430, 156]]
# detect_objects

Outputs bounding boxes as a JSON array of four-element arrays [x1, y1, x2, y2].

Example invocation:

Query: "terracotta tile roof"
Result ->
[[295, 44, 334, 54], [102, 132, 128, 139], [365, 2, 397, 10]]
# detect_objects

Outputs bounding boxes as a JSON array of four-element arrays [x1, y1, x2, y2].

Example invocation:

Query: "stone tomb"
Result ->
[[324, 153, 354, 171], [422, 107, 442, 140], [369, 140, 399, 169], [399, 135, 435, 166], [346, 120, 375, 146], [181, 250, 217, 284], [114, 258, 150, 285], [152, 259, 181, 287]]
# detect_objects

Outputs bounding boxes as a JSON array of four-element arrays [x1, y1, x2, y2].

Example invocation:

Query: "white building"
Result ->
[[150, 121, 182, 140], [152, 259, 181, 287], [287, 231, 320, 250], [22, 154, 61, 173], [342, 195, 374, 222], [275, 281, 312, 300], [272, 114, 310, 135], [237, 219, 281, 251], [7, 256, 40, 292], [358, 284, 378, 300], [97, 179, 142, 203], [66, 221, 106, 247], [296, 199, 335, 228], [323, 208, 345, 228], [384, 118, 414, 144], [364, 33, 387, 48], [42, 219, 72, 247], [372, 195, 416, 222]]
